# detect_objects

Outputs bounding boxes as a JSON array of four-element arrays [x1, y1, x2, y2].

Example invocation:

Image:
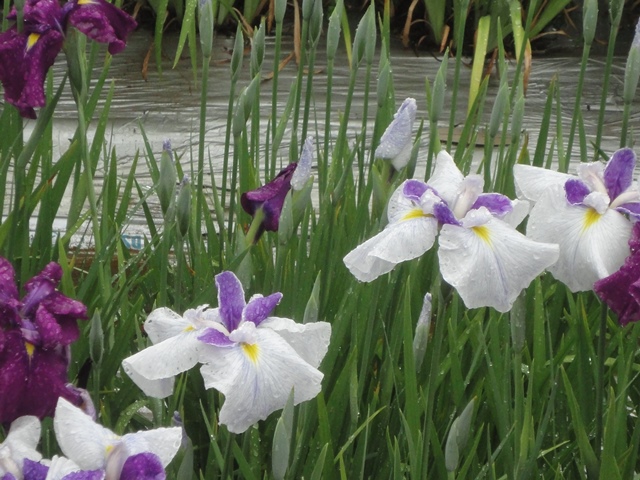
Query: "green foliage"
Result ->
[[3, 0, 640, 478]]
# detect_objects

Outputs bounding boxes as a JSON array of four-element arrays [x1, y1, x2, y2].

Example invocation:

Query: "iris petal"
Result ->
[[526, 184, 632, 291], [438, 215, 559, 312]]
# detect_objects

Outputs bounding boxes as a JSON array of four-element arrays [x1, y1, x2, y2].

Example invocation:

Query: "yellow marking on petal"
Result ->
[[401, 208, 429, 221], [582, 207, 602, 232], [27, 33, 40, 51], [24, 342, 35, 358], [472, 225, 492, 246], [242, 343, 259, 364], [77, 0, 96, 4], [105, 444, 114, 454], [183, 325, 195, 332]]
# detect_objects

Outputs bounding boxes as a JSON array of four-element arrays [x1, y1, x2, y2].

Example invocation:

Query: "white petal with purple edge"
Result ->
[[513, 164, 573, 202], [121, 428, 182, 467], [258, 317, 331, 367], [526, 184, 632, 291], [199, 322, 323, 434]]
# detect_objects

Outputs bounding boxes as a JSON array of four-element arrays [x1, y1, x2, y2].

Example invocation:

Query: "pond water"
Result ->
[[16, 29, 639, 247]]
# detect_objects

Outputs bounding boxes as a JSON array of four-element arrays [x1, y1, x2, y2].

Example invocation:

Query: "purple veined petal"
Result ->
[[604, 148, 636, 200], [564, 179, 591, 205], [66, 0, 138, 55], [244, 292, 283, 325], [402, 179, 430, 202], [120, 453, 165, 480], [0, 28, 63, 118], [471, 193, 513, 217], [33, 305, 63, 348], [22, 458, 48, 480], [21, 278, 55, 318], [433, 202, 460, 226], [616, 202, 640, 221], [22, 0, 64, 29], [241, 163, 297, 234], [198, 328, 235, 347], [215, 271, 246, 332]]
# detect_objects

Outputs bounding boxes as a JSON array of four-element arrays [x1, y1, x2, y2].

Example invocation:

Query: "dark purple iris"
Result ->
[[241, 163, 298, 239], [594, 222, 640, 326], [0, 258, 88, 426], [0, 0, 137, 118]]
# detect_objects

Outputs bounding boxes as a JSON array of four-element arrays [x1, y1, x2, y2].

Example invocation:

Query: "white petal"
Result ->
[[502, 199, 530, 228], [291, 136, 314, 190], [343, 217, 438, 282], [45, 456, 88, 480], [438, 216, 560, 312], [199, 324, 323, 434], [54, 398, 117, 470], [526, 185, 632, 291], [257, 317, 331, 367], [427, 150, 465, 205], [5, 416, 41, 450], [122, 367, 175, 398], [375, 98, 416, 169], [122, 331, 204, 387], [144, 307, 193, 344], [121, 428, 182, 467], [512, 164, 574, 202]]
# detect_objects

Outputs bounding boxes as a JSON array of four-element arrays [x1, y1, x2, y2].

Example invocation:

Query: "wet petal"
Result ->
[[0, 28, 64, 118], [244, 293, 282, 325], [439, 215, 559, 312], [513, 164, 574, 202], [22, 458, 48, 479], [526, 184, 632, 291], [427, 150, 465, 206], [471, 193, 513, 217], [54, 398, 118, 471], [121, 429, 182, 467], [375, 97, 417, 170], [144, 307, 196, 344], [257, 317, 331, 367], [343, 217, 438, 282], [198, 328, 234, 347], [67, 0, 137, 55], [215, 271, 246, 332], [199, 323, 324, 434], [564, 179, 591, 205], [241, 163, 297, 234], [121, 331, 205, 387], [120, 453, 164, 480], [604, 148, 636, 200]]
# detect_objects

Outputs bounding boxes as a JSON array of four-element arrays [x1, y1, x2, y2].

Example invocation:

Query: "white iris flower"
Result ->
[[345, 150, 560, 312], [122, 271, 331, 434], [513, 148, 640, 292], [53, 398, 181, 480]]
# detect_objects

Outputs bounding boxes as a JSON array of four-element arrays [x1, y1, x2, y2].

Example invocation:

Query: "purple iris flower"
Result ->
[[594, 222, 640, 326], [241, 163, 298, 238], [0, 0, 137, 118], [0, 258, 88, 425]]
